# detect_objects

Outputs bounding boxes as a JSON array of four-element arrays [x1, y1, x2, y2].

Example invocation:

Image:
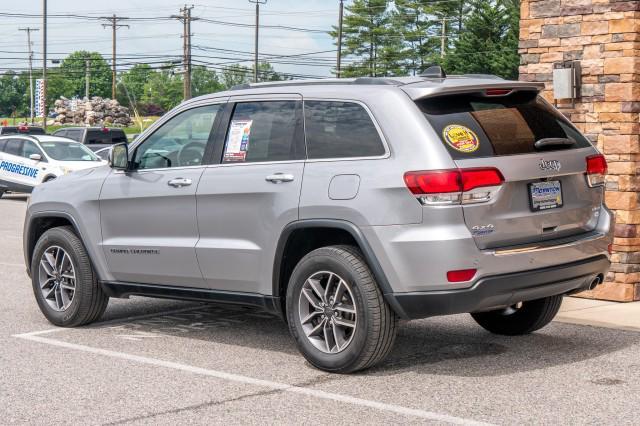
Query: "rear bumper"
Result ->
[[386, 255, 610, 319]]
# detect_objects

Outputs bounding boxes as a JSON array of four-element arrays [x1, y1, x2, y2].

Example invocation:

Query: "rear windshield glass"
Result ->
[[86, 129, 127, 144], [417, 91, 591, 159]]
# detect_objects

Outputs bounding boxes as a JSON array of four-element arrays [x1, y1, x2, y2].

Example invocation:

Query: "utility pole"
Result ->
[[249, 0, 267, 83], [172, 5, 196, 100], [440, 17, 447, 58], [42, 0, 47, 131], [336, 0, 344, 78], [19, 27, 39, 124], [85, 58, 90, 99], [101, 14, 129, 100]]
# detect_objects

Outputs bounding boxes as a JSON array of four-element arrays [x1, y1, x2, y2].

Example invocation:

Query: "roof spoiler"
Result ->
[[403, 81, 546, 101]]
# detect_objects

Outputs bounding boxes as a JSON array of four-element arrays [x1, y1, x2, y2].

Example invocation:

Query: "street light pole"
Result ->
[[249, 0, 267, 83], [19, 27, 39, 124], [85, 58, 90, 99]]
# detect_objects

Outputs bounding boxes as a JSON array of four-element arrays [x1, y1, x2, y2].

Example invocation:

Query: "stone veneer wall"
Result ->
[[519, 0, 640, 301]]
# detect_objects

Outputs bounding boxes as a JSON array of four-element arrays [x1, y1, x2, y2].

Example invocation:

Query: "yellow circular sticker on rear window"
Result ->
[[442, 124, 480, 153]]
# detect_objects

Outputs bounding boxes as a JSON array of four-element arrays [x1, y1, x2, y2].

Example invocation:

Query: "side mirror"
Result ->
[[29, 153, 42, 161], [108, 143, 129, 170]]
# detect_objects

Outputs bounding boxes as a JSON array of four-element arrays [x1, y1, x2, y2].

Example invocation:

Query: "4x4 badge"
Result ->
[[539, 159, 561, 172]]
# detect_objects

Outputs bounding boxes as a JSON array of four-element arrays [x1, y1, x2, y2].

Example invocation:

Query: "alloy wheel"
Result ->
[[38, 246, 76, 311], [298, 271, 357, 354]]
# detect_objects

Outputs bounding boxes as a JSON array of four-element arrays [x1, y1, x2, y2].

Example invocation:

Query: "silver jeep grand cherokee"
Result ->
[[24, 71, 613, 373]]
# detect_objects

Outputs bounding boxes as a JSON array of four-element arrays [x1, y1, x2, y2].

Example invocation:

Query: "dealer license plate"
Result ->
[[529, 180, 563, 211]]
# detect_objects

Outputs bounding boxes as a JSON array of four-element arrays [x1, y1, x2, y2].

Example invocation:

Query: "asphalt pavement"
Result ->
[[1, 194, 639, 425]]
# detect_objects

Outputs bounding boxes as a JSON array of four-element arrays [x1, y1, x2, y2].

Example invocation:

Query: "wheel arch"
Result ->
[[273, 219, 406, 319], [24, 211, 95, 279]]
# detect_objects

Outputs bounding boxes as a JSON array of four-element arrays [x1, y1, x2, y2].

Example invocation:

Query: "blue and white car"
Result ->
[[0, 135, 105, 197]]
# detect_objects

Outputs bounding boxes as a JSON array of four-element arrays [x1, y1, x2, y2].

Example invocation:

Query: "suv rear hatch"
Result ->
[[414, 88, 604, 250]]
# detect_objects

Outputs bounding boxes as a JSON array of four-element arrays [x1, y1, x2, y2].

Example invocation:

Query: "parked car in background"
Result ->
[[52, 127, 128, 152], [0, 135, 105, 197], [0, 125, 46, 136]]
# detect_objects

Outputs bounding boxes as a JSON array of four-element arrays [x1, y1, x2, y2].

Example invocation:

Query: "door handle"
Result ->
[[167, 177, 192, 188], [265, 173, 295, 183]]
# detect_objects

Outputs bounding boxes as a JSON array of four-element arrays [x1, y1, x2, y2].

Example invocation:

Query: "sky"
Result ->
[[0, 0, 341, 78]]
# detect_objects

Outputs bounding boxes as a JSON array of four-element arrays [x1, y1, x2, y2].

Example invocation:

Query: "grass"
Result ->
[[0, 116, 160, 135]]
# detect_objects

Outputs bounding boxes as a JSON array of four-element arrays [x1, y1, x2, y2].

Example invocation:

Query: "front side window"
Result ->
[[304, 101, 385, 159], [40, 141, 99, 162], [132, 104, 220, 170], [222, 101, 303, 163], [22, 140, 43, 158]]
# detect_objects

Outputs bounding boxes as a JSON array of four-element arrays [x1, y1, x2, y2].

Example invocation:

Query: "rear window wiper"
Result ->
[[534, 138, 576, 150]]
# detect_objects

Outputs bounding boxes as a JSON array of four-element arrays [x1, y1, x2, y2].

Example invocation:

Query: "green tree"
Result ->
[[256, 62, 289, 82], [443, 0, 520, 79], [118, 63, 156, 107], [0, 71, 29, 117], [220, 64, 252, 88], [47, 51, 112, 103], [141, 65, 183, 111], [331, 0, 401, 77], [191, 65, 224, 97], [391, 0, 470, 75]]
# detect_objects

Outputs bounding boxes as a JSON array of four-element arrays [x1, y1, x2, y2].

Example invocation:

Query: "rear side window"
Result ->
[[222, 101, 303, 163], [66, 129, 83, 142], [110, 130, 127, 143], [304, 101, 385, 159], [417, 91, 591, 159], [4, 139, 22, 156], [86, 130, 111, 145]]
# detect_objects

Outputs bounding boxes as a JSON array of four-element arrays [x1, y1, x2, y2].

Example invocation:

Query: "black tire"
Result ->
[[471, 295, 563, 336], [286, 245, 397, 373], [31, 226, 108, 326]]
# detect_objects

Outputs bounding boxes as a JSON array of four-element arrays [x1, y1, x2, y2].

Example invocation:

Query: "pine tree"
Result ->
[[332, 0, 401, 77], [443, 0, 520, 79]]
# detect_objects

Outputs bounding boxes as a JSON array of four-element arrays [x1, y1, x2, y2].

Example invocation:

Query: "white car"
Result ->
[[0, 135, 105, 197]]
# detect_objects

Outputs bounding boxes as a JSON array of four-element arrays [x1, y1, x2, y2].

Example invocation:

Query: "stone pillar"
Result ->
[[519, 0, 640, 301]]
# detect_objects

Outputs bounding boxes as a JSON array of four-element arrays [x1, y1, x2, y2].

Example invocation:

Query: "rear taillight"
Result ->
[[404, 168, 504, 205], [586, 154, 607, 187]]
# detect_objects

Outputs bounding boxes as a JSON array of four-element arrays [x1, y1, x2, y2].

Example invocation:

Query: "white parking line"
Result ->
[[14, 331, 493, 425]]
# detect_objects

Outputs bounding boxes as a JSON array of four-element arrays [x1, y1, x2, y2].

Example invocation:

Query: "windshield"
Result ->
[[39, 141, 101, 161], [417, 91, 592, 159]]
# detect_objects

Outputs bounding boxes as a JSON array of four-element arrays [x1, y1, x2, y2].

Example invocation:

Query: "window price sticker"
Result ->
[[224, 120, 253, 162]]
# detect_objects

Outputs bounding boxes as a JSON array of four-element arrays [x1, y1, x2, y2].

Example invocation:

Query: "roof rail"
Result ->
[[352, 77, 404, 85], [228, 77, 406, 91]]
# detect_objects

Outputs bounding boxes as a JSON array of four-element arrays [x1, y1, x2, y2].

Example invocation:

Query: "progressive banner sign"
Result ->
[[35, 79, 45, 118]]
